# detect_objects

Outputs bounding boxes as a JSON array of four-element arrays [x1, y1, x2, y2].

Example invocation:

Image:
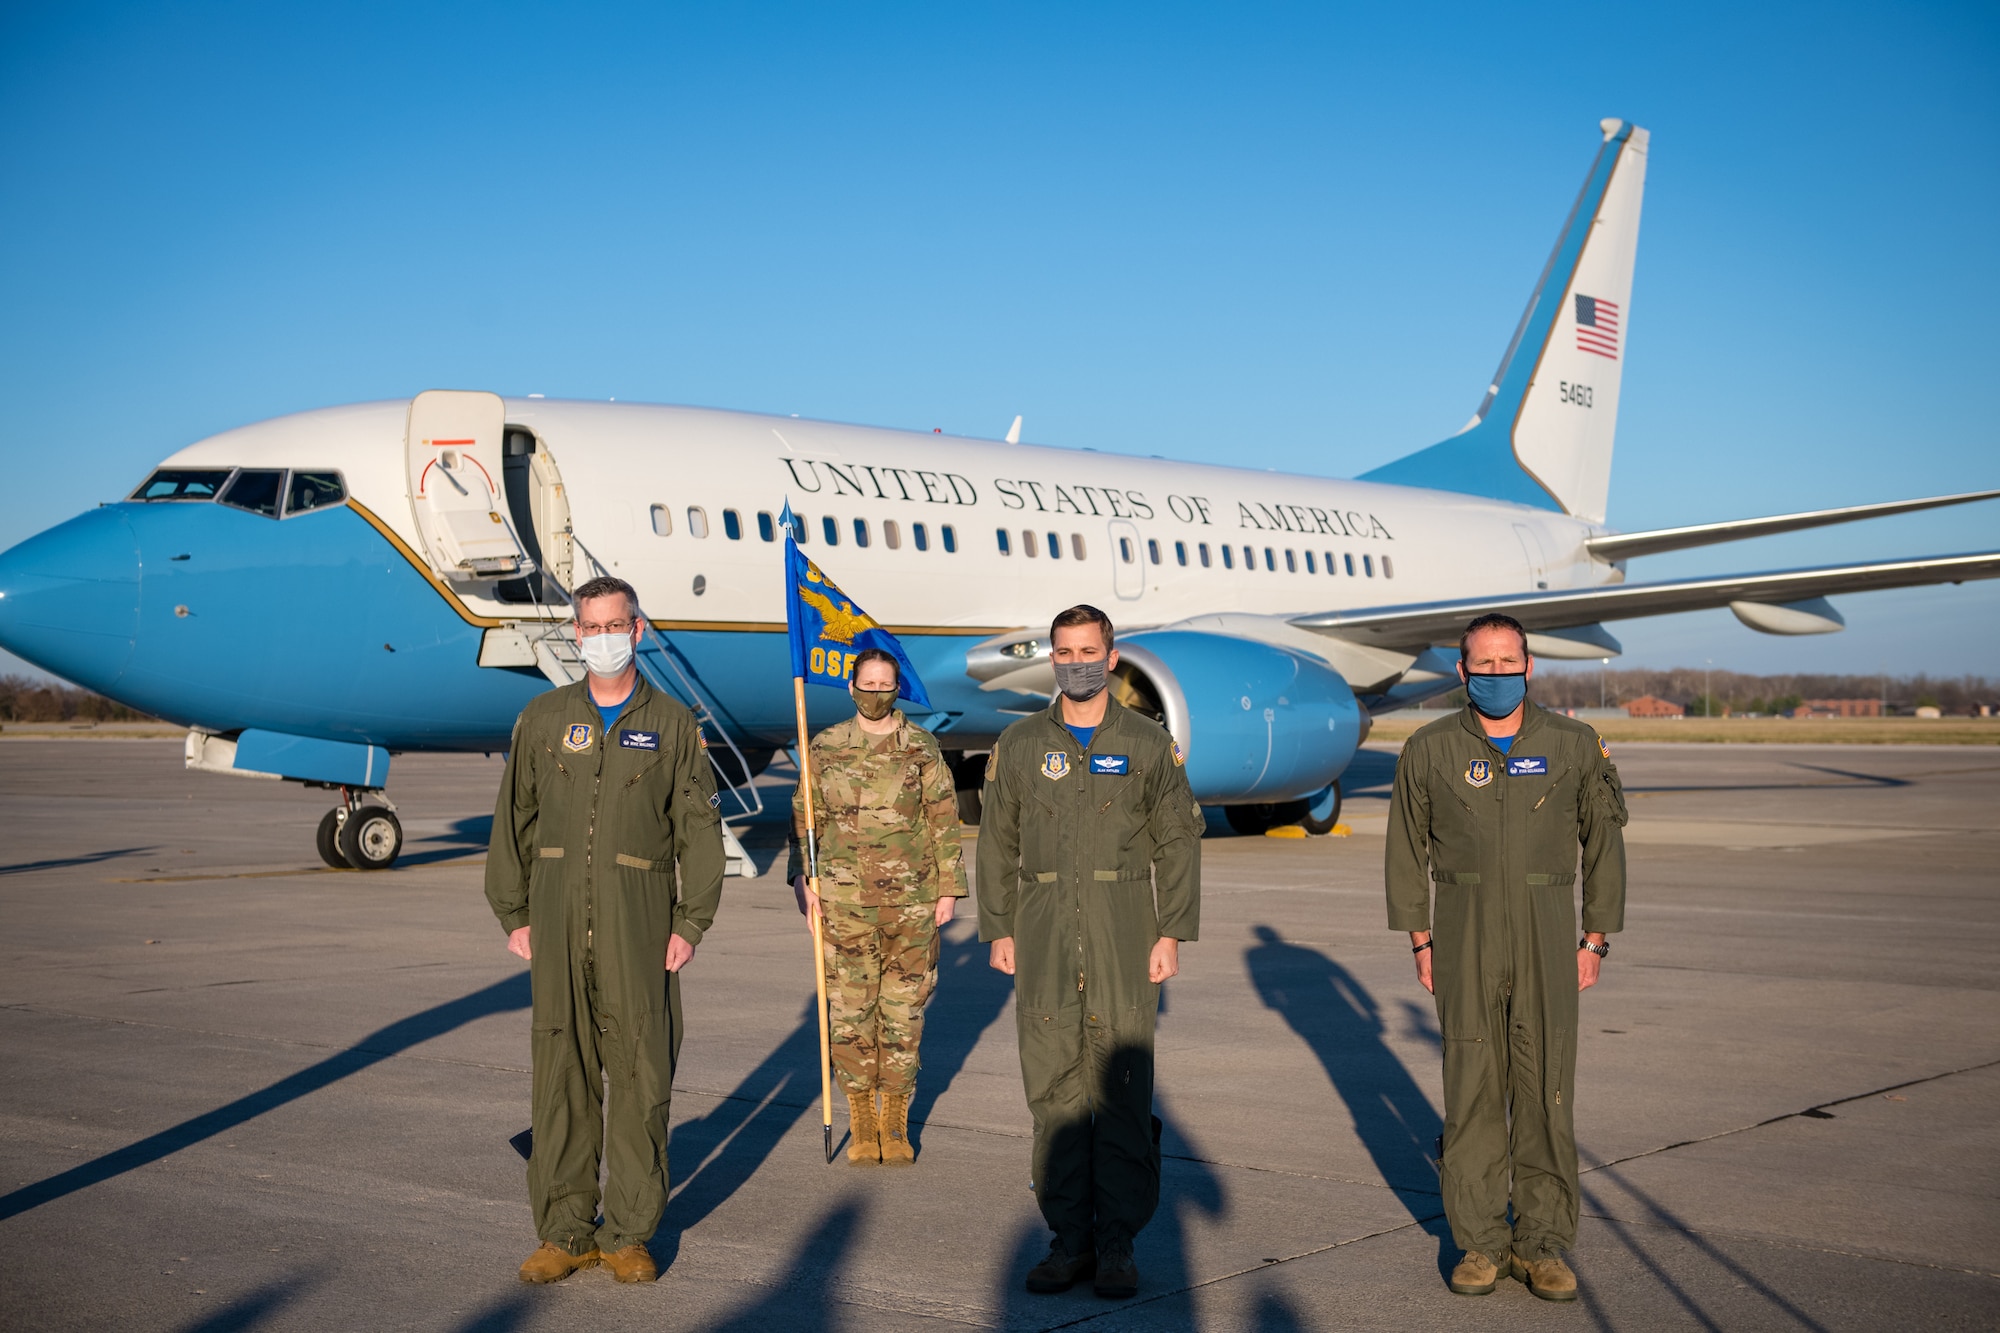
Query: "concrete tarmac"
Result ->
[[0, 737, 1994, 1330]]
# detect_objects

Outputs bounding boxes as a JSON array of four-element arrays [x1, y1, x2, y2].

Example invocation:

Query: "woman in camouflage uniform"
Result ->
[[789, 648, 968, 1164]]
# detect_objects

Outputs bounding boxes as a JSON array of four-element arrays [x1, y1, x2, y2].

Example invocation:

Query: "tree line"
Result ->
[[1514, 668, 1995, 716], [0, 675, 157, 723]]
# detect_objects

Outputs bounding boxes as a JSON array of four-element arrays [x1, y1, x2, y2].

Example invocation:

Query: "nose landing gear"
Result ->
[[315, 789, 404, 870]]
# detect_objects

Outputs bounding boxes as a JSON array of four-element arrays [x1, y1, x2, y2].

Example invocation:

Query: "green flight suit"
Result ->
[[977, 695, 1203, 1251], [486, 676, 726, 1257], [1385, 702, 1627, 1264]]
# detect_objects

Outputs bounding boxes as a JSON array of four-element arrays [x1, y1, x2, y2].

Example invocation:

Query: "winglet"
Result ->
[[1005, 415, 1022, 445]]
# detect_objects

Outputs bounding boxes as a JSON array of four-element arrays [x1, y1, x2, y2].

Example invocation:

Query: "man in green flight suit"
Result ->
[[486, 575, 727, 1286], [979, 604, 1203, 1301], [1386, 613, 1627, 1302]]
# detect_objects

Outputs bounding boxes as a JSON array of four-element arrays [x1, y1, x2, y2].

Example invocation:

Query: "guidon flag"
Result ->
[[781, 503, 933, 709]]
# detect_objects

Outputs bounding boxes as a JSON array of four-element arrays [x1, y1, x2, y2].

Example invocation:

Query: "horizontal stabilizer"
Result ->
[[1291, 550, 2000, 651], [1588, 488, 2000, 561]]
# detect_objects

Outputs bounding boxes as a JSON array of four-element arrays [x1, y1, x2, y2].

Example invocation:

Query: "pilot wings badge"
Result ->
[[1465, 759, 1493, 788], [1041, 751, 1070, 780]]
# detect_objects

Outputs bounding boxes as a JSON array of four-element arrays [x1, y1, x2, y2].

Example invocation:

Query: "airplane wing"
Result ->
[[1586, 488, 2000, 561], [1289, 550, 2000, 651]]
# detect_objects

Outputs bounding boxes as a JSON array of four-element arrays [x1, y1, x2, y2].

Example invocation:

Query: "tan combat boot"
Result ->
[[601, 1244, 658, 1283], [878, 1090, 915, 1165], [1510, 1249, 1579, 1302], [1448, 1250, 1500, 1295], [518, 1241, 599, 1284], [846, 1088, 881, 1165]]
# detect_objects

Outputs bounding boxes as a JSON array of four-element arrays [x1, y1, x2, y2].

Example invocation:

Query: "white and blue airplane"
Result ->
[[2, 118, 1995, 869]]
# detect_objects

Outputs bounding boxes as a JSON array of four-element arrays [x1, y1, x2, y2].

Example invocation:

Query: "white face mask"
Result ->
[[579, 630, 635, 677]]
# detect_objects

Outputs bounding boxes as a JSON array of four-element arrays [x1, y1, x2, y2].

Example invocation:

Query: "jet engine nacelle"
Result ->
[[1114, 630, 1362, 804]]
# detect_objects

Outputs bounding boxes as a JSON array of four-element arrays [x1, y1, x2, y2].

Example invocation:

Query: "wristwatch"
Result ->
[[1580, 938, 1610, 958]]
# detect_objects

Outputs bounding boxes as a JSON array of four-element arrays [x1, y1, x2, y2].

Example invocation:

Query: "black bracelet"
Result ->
[[1580, 938, 1610, 958], [1412, 940, 1433, 955]]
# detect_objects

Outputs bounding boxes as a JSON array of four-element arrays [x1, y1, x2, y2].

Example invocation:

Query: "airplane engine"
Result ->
[[1112, 630, 1363, 827]]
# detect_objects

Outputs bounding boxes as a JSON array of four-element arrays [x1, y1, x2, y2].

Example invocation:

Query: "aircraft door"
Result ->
[[1513, 524, 1549, 591], [1109, 520, 1145, 601], [404, 390, 533, 582], [498, 427, 573, 603]]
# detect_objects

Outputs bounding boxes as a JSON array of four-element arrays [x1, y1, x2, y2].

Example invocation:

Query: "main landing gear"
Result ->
[[1223, 781, 1342, 836], [316, 788, 404, 870]]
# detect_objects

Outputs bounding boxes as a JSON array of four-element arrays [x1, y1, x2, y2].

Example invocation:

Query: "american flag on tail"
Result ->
[[1575, 294, 1620, 360]]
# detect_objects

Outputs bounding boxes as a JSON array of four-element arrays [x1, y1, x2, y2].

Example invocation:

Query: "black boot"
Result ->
[[1024, 1236, 1096, 1293]]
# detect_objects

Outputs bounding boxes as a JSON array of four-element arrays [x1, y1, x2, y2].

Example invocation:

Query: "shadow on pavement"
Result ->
[[1580, 1164, 1831, 1333], [656, 1003, 822, 1268], [910, 918, 1014, 1138], [0, 973, 531, 1222], [704, 1199, 866, 1332], [168, 1269, 323, 1333], [1243, 926, 1449, 1265], [0, 845, 156, 875], [446, 1291, 535, 1333]]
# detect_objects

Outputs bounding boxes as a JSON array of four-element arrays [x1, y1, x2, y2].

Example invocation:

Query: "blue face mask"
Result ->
[[1465, 670, 1528, 720]]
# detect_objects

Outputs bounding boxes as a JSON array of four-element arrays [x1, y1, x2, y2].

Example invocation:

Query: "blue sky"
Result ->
[[3, 1, 1996, 680]]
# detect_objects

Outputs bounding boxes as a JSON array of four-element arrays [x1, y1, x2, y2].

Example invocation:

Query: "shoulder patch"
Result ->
[[1172, 741, 1186, 767], [1599, 735, 1611, 759]]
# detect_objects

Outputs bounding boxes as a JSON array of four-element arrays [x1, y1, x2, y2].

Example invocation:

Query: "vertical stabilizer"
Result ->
[[1361, 120, 1648, 523]]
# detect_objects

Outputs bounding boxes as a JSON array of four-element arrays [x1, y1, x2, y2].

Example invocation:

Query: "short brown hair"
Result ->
[[1050, 604, 1114, 649], [852, 647, 900, 685], [572, 575, 639, 619], [1459, 612, 1528, 661]]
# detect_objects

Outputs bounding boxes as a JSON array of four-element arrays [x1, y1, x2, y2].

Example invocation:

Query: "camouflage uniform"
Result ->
[[787, 711, 968, 1094]]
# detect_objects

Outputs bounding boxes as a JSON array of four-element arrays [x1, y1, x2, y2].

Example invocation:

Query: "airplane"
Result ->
[[1, 117, 1994, 871]]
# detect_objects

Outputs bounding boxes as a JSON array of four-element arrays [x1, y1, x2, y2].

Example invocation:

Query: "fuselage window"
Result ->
[[1221, 545, 1234, 570], [723, 509, 743, 540], [1325, 551, 1336, 574], [912, 522, 929, 551], [996, 528, 1012, 556], [219, 469, 284, 518], [284, 472, 346, 515], [1045, 532, 1061, 559], [853, 518, 871, 548], [822, 516, 839, 546], [1243, 545, 1255, 571], [1070, 534, 1086, 561], [1118, 536, 1134, 564], [941, 524, 957, 553], [688, 506, 710, 538], [1175, 541, 1188, 567], [792, 514, 808, 544], [1284, 549, 1297, 573], [650, 504, 673, 536], [757, 511, 776, 542], [1344, 553, 1356, 576], [1022, 529, 1037, 558], [132, 468, 233, 501], [1264, 548, 1276, 572], [1363, 554, 1375, 577], [1198, 542, 1211, 568], [883, 519, 902, 550], [1148, 539, 1161, 565], [1382, 554, 1394, 578], [1304, 551, 1315, 574]]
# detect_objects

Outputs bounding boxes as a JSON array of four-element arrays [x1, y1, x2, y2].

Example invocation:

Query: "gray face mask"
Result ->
[[1052, 658, 1108, 702]]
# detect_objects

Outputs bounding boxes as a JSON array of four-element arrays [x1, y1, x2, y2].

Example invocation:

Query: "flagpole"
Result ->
[[795, 674, 836, 1164]]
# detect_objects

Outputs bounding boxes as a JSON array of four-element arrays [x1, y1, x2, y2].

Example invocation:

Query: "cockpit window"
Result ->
[[219, 469, 285, 517], [285, 471, 347, 515], [131, 468, 234, 501]]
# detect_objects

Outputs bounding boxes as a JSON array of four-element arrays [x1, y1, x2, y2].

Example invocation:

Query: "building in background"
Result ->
[[1796, 699, 1883, 718], [1622, 695, 1686, 718]]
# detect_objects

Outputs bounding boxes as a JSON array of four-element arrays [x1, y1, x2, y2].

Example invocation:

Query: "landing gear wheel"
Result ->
[[316, 808, 351, 869], [1299, 781, 1343, 836], [337, 805, 403, 870], [1225, 799, 1310, 836]]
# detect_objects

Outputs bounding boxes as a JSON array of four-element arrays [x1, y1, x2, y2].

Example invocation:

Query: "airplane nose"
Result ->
[[0, 506, 141, 690]]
